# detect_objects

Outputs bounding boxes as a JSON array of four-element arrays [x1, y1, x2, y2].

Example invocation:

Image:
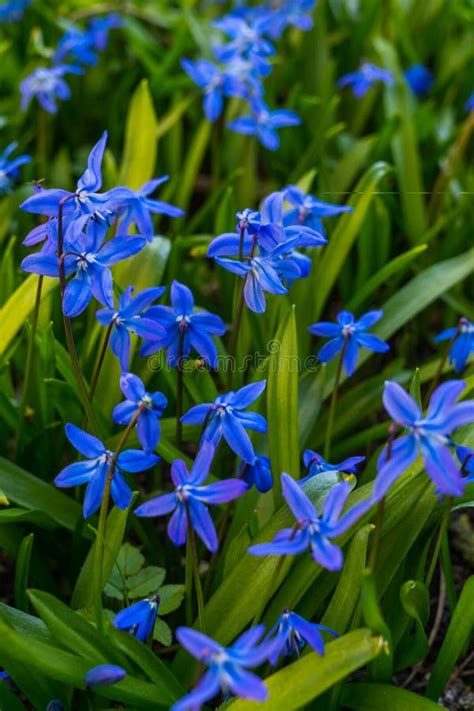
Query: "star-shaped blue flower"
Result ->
[[113, 373, 167, 453], [55, 424, 159, 518], [118, 176, 184, 240], [374, 380, 474, 499], [181, 58, 248, 121], [337, 62, 394, 98], [266, 608, 337, 664], [434, 317, 474, 372], [282, 185, 352, 241], [228, 99, 301, 150], [113, 595, 160, 643], [20, 65, 83, 114], [308, 310, 389, 376], [249, 473, 371, 570], [301, 449, 365, 486], [135, 442, 247, 552], [181, 380, 267, 463]]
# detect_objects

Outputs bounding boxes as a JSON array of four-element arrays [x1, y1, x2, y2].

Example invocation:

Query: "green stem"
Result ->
[[185, 504, 206, 632], [324, 342, 346, 460], [227, 282, 245, 390], [185, 537, 193, 625], [89, 320, 113, 401], [176, 325, 185, 447], [367, 423, 398, 571], [93, 408, 142, 631], [425, 498, 453, 588], [14, 275, 43, 458]]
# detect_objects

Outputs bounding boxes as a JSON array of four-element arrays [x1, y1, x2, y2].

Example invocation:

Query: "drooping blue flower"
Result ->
[[88, 13, 122, 51], [404, 64, 433, 97], [239, 454, 273, 493], [55, 424, 159, 518], [85, 665, 126, 688], [228, 99, 301, 150], [54, 26, 98, 66], [113, 595, 160, 643], [140, 280, 226, 369], [337, 62, 394, 98], [308, 310, 389, 376], [181, 381, 267, 463], [96, 286, 165, 370], [266, 609, 337, 664], [249, 473, 371, 570], [434, 317, 474, 372], [0, 142, 31, 194], [373, 380, 474, 500], [172, 626, 273, 710], [282, 185, 352, 241], [117, 177, 184, 240], [135, 442, 248, 552], [20, 65, 83, 114], [456, 445, 474, 483], [22, 219, 146, 317], [181, 58, 248, 121], [263, 0, 316, 40], [113, 373, 167, 453], [0, 0, 30, 22], [466, 91, 474, 112], [300, 450, 365, 486]]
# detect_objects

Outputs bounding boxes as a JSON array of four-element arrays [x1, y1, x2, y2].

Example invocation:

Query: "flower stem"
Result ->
[[57, 198, 100, 437], [367, 423, 398, 571], [93, 408, 142, 631], [227, 282, 246, 390], [324, 342, 346, 460], [185, 504, 206, 632], [14, 274, 43, 458], [89, 320, 114, 401], [425, 498, 453, 588], [176, 325, 185, 447]]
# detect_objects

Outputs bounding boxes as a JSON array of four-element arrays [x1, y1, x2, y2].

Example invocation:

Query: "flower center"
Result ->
[[140, 395, 153, 409]]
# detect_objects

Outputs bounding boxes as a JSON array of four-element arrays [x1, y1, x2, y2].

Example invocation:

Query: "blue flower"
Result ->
[[263, 0, 316, 39], [0, 142, 31, 194], [337, 62, 394, 98], [228, 99, 301, 150], [20, 65, 83, 114], [22, 219, 146, 317], [0, 0, 30, 22], [457, 445, 474, 483], [54, 26, 98, 66], [113, 373, 167, 453], [283, 185, 352, 241], [308, 310, 389, 376], [88, 13, 122, 51], [266, 609, 337, 664], [239, 454, 273, 493], [118, 177, 184, 240], [97, 286, 165, 370], [212, 16, 275, 69], [181, 380, 267, 463], [466, 91, 474, 112], [404, 64, 433, 97], [55, 424, 159, 518], [113, 595, 160, 643], [140, 280, 226, 369], [374, 380, 474, 499], [172, 626, 273, 709], [46, 702, 65, 711], [249, 473, 371, 570], [135, 442, 248, 552], [301, 450, 365, 485], [181, 58, 248, 121], [434, 317, 474, 372], [85, 665, 126, 688]]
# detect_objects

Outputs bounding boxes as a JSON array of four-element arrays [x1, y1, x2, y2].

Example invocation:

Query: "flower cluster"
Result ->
[[20, 13, 121, 113], [182, 1, 317, 149]]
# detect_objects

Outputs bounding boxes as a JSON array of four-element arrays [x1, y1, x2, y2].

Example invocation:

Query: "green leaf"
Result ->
[[119, 79, 158, 189], [227, 630, 384, 710], [267, 304, 300, 500], [158, 584, 185, 615], [153, 616, 173, 646], [128, 566, 166, 599], [0, 682, 28, 710], [426, 576, 474, 701], [342, 682, 442, 710], [116, 542, 145, 577], [362, 570, 393, 682], [14, 533, 33, 612], [175, 118, 212, 213], [395, 580, 430, 670]]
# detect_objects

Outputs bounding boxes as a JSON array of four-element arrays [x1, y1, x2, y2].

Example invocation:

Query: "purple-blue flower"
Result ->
[[301, 450, 365, 486], [264, 0, 316, 40], [0, 142, 31, 194], [239, 454, 273, 493], [374, 380, 474, 499], [113, 373, 167, 453], [135, 442, 247, 552], [404, 64, 433, 97], [88, 13, 122, 51], [465, 90, 474, 112], [283, 185, 352, 241], [20, 65, 83, 114], [96, 286, 166, 369], [140, 280, 226, 369], [228, 99, 300, 150], [85, 665, 126, 688], [266, 609, 337, 664], [181, 380, 267, 463], [181, 58, 247, 121], [434, 317, 473, 372], [54, 26, 98, 66], [457, 445, 474, 483], [55, 424, 159, 518], [113, 595, 160, 643], [213, 16, 275, 69], [337, 62, 394, 98], [308, 310, 389, 376], [117, 177, 184, 240], [172, 626, 273, 710], [249, 473, 371, 570], [0, 0, 30, 23]]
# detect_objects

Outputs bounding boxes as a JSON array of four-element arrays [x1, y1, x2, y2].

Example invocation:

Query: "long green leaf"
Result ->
[[119, 79, 158, 189], [14, 533, 34, 612], [0, 275, 56, 356], [342, 682, 442, 710]]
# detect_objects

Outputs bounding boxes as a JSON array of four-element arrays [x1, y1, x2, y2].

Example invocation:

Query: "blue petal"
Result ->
[[188, 498, 218, 552], [77, 131, 107, 192], [382, 381, 420, 427], [310, 535, 343, 570], [111, 471, 133, 509], [167, 503, 188, 546], [230, 380, 267, 409], [117, 450, 159, 473], [137, 411, 160, 452], [21, 252, 59, 277], [192, 479, 248, 505], [281, 473, 317, 521], [171, 280, 194, 315], [96, 236, 146, 266], [83, 463, 108, 518], [342, 336, 359, 376], [63, 270, 92, 318], [135, 492, 177, 518], [223, 414, 255, 463], [120, 372, 145, 402], [110, 326, 131, 371], [356, 333, 389, 353], [55, 460, 96, 487], [318, 337, 344, 363], [65, 423, 105, 458], [373, 434, 417, 500]]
